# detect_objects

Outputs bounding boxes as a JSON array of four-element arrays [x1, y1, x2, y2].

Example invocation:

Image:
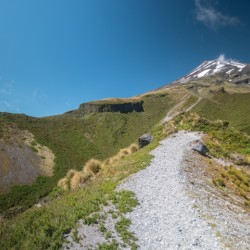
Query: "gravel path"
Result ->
[[118, 131, 223, 250]]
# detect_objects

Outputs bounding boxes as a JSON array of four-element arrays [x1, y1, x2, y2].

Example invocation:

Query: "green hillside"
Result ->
[[192, 91, 250, 134], [0, 92, 180, 216], [0, 83, 250, 249]]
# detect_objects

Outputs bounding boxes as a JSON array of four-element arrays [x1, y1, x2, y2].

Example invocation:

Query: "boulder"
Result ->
[[138, 134, 153, 148], [192, 141, 209, 156]]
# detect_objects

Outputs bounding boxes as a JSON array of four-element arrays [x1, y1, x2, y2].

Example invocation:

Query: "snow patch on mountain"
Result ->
[[178, 55, 247, 83]]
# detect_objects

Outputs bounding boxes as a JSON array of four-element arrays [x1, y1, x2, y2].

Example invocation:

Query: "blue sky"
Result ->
[[0, 0, 250, 117]]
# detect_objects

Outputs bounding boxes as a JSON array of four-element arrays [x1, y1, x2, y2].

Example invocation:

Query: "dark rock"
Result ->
[[138, 134, 153, 148], [192, 141, 209, 156], [77, 101, 144, 116]]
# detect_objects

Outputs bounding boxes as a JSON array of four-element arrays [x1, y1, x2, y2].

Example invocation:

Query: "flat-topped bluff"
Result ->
[[66, 98, 144, 116]]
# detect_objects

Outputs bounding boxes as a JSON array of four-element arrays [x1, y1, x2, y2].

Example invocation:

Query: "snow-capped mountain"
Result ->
[[177, 56, 250, 85]]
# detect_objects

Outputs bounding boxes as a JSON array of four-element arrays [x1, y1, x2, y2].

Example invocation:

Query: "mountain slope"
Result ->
[[1, 58, 250, 249], [192, 91, 250, 134], [0, 90, 187, 215], [1, 57, 250, 216]]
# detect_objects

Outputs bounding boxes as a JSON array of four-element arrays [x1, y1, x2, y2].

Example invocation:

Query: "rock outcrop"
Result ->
[[66, 100, 144, 116]]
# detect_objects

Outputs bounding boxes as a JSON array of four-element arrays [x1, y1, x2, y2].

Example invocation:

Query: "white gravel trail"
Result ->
[[118, 131, 223, 250]]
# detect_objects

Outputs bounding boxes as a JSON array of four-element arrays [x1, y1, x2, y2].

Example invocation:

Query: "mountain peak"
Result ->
[[178, 56, 249, 84]]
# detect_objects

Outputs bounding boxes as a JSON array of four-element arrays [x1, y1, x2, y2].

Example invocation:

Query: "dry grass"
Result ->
[[66, 169, 77, 179], [109, 144, 138, 164], [129, 144, 138, 153], [117, 149, 129, 160], [83, 159, 102, 176], [58, 144, 139, 191], [165, 120, 176, 135], [70, 172, 85, 190], [58, 178, 69, 191], [120, 148, 130, 155], [58, 170, 93, 191], [109, 156, 120, 164]]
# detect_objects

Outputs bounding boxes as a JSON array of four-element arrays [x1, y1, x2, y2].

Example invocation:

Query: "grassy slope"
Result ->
[[2, 103, 250, 249], [0, 93, 179, 214], [192, 92, 250, 134], [0, 122, 165, 250], [1, 85, 250, 248]]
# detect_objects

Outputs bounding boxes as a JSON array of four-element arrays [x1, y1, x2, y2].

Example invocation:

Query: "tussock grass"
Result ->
[[66, 169, 77, 179], [70, 172, 86, 190], [58, 158, 102, 191], [129, 143, 139, 153], [120, 148, 130, 155], [83, 159, 102, 176], [103, 143, 139, 168], [117, 148, 130, 160], [58, 143, 140, 191], [57, 178, 69, 191]]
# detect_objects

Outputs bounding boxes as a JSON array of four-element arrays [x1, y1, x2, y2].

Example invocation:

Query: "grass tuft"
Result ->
[[70, 172, 85, 190], [58, 178, 69, 191], [83, 159, 102, 176], [129, 143, 139, 153]]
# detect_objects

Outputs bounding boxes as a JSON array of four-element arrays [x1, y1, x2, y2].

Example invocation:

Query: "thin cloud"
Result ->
[[195, 0, 241, 30]]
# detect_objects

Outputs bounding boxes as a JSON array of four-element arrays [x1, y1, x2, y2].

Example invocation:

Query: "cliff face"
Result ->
[[76, 100, 144, 116]]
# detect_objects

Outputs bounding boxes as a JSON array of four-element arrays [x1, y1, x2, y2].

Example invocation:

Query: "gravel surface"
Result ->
[[118, 131, 223, 250]]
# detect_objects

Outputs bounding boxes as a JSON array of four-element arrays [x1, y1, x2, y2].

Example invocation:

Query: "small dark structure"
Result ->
[[138, 134, 153, 148], [192, 141, 209, 157]]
